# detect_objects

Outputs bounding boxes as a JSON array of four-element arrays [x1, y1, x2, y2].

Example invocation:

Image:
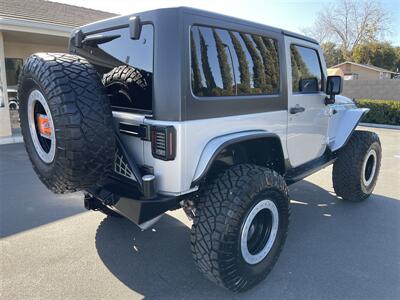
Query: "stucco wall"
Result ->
[[4, 40, 67, 61], [342, 79, 400, 100], [337, 63, 392, 80], [349, 64, 379, 80]]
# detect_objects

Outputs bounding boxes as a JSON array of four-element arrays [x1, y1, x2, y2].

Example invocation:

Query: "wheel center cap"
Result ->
[[37, 114, 52, 138]]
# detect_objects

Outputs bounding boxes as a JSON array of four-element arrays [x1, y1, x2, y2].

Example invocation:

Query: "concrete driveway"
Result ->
[[1, 127, 399, 299]]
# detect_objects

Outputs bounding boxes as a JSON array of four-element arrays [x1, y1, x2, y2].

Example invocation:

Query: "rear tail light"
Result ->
[[150, 126, 176, 161]]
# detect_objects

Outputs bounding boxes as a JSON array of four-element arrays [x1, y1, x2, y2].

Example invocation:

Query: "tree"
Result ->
[[190, 33, 203, 94], [240, 33, 266, 92], [258, 36, 280, 92], [290, 45, 312, 92], [198, 29, 216, 91], [321, 42, 345, 67], [352, 42, 399, 72], [229, 31, 251, 94], [395, 47, 400, 73], [212, 29, 233, 95], [304, 0, 391, 59]]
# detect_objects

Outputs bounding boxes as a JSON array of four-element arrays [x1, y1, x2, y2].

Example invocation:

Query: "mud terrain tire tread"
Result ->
[[332, 130, 381, 202], [102, 65, 151, 111], [18, 53, 115, 193], [191, 164, 290, 293]]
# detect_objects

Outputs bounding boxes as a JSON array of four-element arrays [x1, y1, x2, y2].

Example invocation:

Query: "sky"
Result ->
[[53, 0, 400, 45]]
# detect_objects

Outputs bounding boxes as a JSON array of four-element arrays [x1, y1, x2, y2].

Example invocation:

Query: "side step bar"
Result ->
[[285, 151, 337, 185]]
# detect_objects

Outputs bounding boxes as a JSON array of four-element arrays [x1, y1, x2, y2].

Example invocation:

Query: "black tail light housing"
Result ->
[[150, 126, 176, 161]]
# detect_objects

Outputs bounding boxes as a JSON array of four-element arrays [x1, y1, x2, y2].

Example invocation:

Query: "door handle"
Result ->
[[290, 105, 305, 114]]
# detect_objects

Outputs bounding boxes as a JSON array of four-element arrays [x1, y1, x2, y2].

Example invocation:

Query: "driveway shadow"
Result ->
[[95, 214, 230, 299], [0, 144, 85, 238], [95, 180, 400, 299]]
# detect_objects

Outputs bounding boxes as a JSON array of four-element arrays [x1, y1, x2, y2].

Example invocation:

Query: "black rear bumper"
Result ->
[[86, 178, 181, 225]]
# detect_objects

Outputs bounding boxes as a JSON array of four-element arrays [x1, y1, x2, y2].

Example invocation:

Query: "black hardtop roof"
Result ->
[[82, 6, 318, 45], [179, 7, 318, 44]]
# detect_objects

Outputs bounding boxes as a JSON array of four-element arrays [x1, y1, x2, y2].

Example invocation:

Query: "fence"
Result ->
[[342, 79, 400, 100]]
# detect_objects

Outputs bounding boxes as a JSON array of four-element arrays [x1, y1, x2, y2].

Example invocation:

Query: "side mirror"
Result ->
[[325, 75, 342, 105], [129, 16, 141, 40]]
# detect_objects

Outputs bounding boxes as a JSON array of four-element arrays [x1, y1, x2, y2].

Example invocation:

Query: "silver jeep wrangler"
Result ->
[[18, 7, 381, 292]]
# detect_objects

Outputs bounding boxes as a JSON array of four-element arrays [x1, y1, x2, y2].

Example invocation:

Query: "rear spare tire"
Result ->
[[18, 53, 115, 193]]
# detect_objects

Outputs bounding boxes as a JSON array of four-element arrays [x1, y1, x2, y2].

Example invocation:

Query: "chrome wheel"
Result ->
[[27, 89, 56, 163], [241, 199, 279, 265], [362, 149, 377, 187]]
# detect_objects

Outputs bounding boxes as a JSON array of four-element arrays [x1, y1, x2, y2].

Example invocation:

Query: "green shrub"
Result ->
[[355, 99, 400, 125]]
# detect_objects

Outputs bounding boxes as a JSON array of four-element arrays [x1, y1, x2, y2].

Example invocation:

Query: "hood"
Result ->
[[334, 95, 355, 105]]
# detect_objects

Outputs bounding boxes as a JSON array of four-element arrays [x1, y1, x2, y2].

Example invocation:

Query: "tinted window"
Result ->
[[191, 26, 280, 97], [97, 24, 153, 73], [89, 24, 154, 111], [5, 58, 23, 87], [290, 45, 322, 93]]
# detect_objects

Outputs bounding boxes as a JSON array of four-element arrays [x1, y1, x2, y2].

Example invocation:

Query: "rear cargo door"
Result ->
[[72, 22, 154, 169]]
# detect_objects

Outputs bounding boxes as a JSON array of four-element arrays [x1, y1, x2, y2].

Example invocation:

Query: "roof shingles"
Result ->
[[331, 61, 396, 74], [0, 0, 117, 27]]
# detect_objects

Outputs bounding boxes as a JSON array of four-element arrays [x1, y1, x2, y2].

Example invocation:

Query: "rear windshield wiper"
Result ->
[[81, 34, 121, 46]]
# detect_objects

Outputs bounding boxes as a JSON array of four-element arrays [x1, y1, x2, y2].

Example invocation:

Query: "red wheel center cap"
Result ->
[[37, 114, 51, 137]]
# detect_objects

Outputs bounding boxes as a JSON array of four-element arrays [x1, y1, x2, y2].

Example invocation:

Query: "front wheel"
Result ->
[[191, 164, 290, 292], [333, 130, 381, 202]]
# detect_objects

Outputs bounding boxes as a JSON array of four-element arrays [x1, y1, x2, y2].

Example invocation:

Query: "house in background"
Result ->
[[0, 0, 116, 138], [327, 67, 344, 77], [329, 61, 397, 80]]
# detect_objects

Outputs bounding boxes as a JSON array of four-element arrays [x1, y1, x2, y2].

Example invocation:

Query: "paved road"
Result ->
[[1, 127, 399, 299]]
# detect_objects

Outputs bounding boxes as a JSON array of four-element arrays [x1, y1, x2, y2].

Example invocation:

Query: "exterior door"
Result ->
[[285, 36, 329, 167]]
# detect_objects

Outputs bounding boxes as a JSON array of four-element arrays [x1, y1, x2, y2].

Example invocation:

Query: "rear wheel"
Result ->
[[18, 53, 115, 193], [333, 130, 381, 201], [191, 164, 289, 292]]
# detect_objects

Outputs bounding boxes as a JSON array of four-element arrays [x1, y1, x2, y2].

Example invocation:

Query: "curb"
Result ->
[[0, 135, 24, 145], [359, 123, 400, 130]]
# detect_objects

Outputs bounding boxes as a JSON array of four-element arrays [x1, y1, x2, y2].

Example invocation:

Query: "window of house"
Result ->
[[290, 45, 322, 93], [190, 25, 280, 97], [5, 58, 23, 87]]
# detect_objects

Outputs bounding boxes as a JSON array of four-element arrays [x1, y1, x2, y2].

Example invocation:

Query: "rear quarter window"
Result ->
[[190, 25, 280, 97]]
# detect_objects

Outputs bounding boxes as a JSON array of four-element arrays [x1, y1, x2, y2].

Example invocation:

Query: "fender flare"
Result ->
[[191, 130, 282, 187], [329, 108, 369, 151]]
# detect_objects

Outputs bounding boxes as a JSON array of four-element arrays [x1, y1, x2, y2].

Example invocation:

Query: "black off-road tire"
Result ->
[[18, 53, 115, 193], [102, 65, 151, 111], [191, 164, 290, 292], [333, 130, 381, 202]]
